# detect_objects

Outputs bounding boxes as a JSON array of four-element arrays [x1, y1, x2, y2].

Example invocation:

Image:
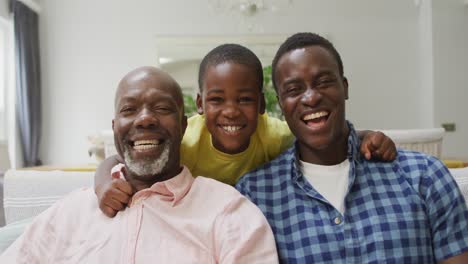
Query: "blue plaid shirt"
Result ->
[[236, 122, 468, 263]]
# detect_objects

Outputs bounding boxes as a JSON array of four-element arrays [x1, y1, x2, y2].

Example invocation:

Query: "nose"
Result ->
[[222, 101, 241, 119], [300, 87, 322, 107], [134, 108, 159, 129]]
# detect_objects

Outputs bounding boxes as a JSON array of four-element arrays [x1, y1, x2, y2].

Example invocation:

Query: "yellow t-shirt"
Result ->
[[181, 114, 294, 185]]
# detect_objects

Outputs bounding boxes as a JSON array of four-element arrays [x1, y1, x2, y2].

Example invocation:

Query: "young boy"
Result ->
[[95, 44, 396, 217]]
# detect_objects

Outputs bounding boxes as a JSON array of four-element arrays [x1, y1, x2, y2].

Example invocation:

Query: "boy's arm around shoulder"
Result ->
[[213, 194, 278, 264], [94, 154, 122, 188], [94, 155, 134, 217]]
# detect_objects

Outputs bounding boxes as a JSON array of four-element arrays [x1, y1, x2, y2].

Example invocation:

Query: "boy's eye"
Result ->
[[208, 97, 223, 103], [239, 97, 255, 103]]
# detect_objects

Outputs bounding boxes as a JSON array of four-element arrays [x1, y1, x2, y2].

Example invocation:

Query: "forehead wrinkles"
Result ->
[[115, 75, 182, 107], [117, 86, 176, 107], [303, 47, 340, 74]]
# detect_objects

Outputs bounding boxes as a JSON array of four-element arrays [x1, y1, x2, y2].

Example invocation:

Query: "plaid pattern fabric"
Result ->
[[236, 122, 468, 263]]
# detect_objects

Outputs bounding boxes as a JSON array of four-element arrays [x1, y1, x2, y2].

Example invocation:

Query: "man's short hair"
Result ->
[[271, 32, 344, 91], [198, 43, 264, 92]]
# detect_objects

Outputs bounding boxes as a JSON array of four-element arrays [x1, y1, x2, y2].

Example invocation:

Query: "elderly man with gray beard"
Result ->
[[0, 66, 278, 263]]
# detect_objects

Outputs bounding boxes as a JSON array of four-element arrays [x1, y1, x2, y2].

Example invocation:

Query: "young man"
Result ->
[[1, 66, 278, 263], [236, 33, 468, 263]]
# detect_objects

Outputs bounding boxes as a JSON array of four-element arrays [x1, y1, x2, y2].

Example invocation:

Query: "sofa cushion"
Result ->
[[3, 170, 94, 225], [0, 218, 32, 253]]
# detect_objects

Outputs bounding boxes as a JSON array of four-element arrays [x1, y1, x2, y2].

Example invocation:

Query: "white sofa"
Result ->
[[0, 170, 94, 253], [2, 166, 468, 224], [2, 170, 94, 225], [379, 128, 445, 158], [0, 166, 467, 253]]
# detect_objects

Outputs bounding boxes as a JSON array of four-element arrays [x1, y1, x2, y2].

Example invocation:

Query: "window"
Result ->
[[0, 16, 14, 136], [0, 16, 15, 167], [0, 22, 5, 114], [0, 20, 7, 141]]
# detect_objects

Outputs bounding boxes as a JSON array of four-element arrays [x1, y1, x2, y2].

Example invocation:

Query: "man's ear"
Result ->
[[343, 77, 349, 100], [196, 93, 203, 115], [112, 119, 115, 130], [259, 93, 266, 114]]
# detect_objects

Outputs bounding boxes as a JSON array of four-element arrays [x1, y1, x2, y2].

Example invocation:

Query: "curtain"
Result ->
[[10, 0, 42, 166]]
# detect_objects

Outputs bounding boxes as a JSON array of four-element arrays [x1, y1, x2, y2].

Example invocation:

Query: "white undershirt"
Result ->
[[299, 159, 350, 215]]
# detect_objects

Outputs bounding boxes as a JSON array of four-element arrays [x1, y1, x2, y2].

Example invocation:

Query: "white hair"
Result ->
[[123, 140, 171, 177]]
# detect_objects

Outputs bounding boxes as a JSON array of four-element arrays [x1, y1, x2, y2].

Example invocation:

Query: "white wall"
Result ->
[[162, 61, 200, 96], [0, 116, 3, 140], [37, 0, 466, 164], [0, 0, 8, 19], [0, 23, 4, 141], [433, 0, 468, 159]]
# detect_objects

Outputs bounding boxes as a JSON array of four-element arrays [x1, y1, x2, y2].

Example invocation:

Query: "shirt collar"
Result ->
[[289, 121, 360, 201], [114, 164, 194, 207], [147, 166, 194, 206]]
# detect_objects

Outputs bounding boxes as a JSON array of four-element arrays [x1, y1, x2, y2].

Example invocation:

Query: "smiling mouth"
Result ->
[[302, 111, 329, 128], [131, 139, 165, 151], [219, 125, 244, 133]]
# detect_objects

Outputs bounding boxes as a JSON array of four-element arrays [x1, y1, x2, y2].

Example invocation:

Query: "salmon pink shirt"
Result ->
[[0, 166, 278, 263]]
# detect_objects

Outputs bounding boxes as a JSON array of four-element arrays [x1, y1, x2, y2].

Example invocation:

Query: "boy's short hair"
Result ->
[[198, 44, 264, 92], [271, 32, 344, 91]]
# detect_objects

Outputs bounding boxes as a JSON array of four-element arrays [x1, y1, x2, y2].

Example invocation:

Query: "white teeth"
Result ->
[[133, 139, 162, 150], [303, 111, 329, 121], [222, 126, 242, 132], [134, 144, 158, 150]]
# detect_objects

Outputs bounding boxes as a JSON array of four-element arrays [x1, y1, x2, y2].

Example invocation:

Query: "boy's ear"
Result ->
[[196, 93, 204, 114], [343, 77, 349, 100], [277, 95, 284, 112], [259, 93, 266, 114]]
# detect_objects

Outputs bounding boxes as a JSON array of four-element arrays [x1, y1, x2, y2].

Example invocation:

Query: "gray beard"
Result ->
[[123, 140, 171, 177]]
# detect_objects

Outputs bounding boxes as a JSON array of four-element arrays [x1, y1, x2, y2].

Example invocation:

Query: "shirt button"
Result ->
[[334, 217, 342, 225]]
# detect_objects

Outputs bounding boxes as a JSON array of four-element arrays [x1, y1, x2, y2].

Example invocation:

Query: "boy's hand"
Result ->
[[360, 131, 397, 161], [96, 168, 134, 217]]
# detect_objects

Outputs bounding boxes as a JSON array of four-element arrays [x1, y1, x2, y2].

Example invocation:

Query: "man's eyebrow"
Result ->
[[281, 78, 301, 87], [115, 96, 134, 111], [315, 70, 336, 78], [118, 95, 137, 102], [154, 95, 178, 105], [116, 96, 137, 107]]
